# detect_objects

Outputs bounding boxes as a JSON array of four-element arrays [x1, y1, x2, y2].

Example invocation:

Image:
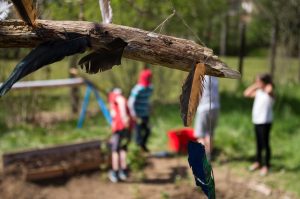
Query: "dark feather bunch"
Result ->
[[0, 1, 128, 97], [11, 0, 36, 26], [188, 141, 215, 199], [0, 37, 90, 96], [79, 38, 127, 74], [180, 63, 205, 126], [0, 36, 128, 96]]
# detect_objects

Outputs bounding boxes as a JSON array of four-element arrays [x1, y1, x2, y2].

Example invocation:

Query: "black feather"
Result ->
[[78, 38, 127, 74], [188, 141, 215, 199], [0, 37, 90, 96]]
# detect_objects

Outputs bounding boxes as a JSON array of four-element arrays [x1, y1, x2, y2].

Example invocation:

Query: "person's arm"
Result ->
[[243, 83, 259, 98], [128, 94, 137, 119]]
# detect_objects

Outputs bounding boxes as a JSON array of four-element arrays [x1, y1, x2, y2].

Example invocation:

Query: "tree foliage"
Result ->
[[1, 0, 299, 58]]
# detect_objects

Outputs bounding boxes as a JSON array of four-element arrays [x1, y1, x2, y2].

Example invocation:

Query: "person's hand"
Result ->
[[243, 83, 259, 98], [265, 84, 274, 96], [134, 117, 142, 124], [69, 68, 79, 76], [124, 122, 130, 128]]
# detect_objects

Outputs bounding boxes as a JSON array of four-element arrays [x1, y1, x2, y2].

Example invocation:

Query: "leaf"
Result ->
[[11, 0, 36, 26], [180, 62, 205, 126], [78, 38, 127, 74], [0, 37, 90, 96], [188, 141, 215, 199]]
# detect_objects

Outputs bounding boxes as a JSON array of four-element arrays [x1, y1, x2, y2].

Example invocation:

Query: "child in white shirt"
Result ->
[[244, 73, 274, 176]]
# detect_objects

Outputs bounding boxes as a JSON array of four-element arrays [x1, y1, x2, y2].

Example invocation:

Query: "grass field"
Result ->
[[0, 56, 299, 196]]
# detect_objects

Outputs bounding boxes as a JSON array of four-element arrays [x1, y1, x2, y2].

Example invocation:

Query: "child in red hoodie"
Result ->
[[108, 88, 132, 182]]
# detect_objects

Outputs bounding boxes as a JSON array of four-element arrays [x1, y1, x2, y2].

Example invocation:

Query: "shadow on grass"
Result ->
[[32, 169, 100, 187], [142, 166, 188, 185], [220, 92, 252, 113], [271, 161, 300, 173], [216, 152, 300, 173]]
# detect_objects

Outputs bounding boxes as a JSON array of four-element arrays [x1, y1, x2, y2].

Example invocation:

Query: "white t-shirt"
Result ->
[[197, 76, 220, 113], [252, 89, 274, 124]]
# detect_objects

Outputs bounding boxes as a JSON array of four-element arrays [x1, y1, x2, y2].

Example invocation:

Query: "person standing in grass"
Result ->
[[244, 73, 275, 176], [128, 64, 153, 152], [108, 88, 132, 183], [194, 75, 220, 161]]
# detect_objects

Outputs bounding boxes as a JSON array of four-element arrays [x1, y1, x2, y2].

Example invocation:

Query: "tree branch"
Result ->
[[0, 19, 240, 79]]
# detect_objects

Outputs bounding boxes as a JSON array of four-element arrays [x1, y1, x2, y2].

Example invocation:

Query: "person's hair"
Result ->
[[144, 63, 150, 69], [257, 73, 274, 87], [110, 87, 122, 94]]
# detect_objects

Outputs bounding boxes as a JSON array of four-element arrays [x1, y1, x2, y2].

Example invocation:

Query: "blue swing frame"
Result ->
[[77, 83, 112, 128]]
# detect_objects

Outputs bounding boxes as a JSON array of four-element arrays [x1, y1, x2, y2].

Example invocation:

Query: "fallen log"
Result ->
[[0, 20, 240, 79], [2, 140, 110, 181]]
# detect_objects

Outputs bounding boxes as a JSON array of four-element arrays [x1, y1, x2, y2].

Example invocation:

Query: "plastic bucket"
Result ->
[[167, 128, 196, 153]]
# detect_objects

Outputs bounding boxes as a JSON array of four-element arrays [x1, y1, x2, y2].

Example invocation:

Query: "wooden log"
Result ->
[[2, 140, 110, 181], [0, 20, 240, 79]]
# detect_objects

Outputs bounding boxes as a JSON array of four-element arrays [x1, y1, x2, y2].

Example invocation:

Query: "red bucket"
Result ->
[[167, 128, 196, 153]]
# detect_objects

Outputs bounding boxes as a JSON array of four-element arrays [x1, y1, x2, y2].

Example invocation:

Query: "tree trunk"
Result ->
[[219, 13, 228, 56], [238, 21, 246, 80], [298, 39, 300, 83], [270, 21, 279, 79], [0, 20, 240, 79], [69, 0, 84, 115]]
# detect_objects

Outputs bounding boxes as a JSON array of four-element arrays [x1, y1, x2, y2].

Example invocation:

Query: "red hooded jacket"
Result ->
[[108, 91, 132, 133]]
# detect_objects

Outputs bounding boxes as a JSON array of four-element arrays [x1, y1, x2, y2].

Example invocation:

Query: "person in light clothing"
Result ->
[[194, 75, 220, 161], [244, 73, 274, 176]]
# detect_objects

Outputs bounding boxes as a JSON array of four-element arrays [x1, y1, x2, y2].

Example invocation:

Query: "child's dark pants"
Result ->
[[254, 123, 272, 167]]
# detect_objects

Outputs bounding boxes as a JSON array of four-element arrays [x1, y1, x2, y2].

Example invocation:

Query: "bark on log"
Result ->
[[3, 140, 110, 181], [0, 19, 240, 79]]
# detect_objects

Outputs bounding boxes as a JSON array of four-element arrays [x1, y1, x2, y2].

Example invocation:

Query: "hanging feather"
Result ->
[[180, 63, 205, 126], [78, 37, 127, 74], [188, 141, 215, 199], [0, 0, 12, 20], [11, 0, 36, 26], [0, 37, 90, 96], [99, 0, 113, 24]]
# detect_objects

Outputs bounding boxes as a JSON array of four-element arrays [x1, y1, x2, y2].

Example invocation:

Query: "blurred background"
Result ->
[[0, 0, 299, 198]]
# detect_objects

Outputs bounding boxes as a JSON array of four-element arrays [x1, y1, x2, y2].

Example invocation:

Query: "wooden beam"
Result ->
[[0, 20, 240, 79], [0, 78, 85, 90]]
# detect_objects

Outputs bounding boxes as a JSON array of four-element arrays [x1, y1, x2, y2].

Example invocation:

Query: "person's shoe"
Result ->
[[248, 162, 260, 172], [118, 169, 128, 181], [260, 166, 268, 176], [141, 145, 150, 153], [108, 170, 119, 183]]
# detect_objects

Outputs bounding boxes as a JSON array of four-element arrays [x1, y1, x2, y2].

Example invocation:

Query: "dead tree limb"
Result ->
[[0, 19, 240, 79]]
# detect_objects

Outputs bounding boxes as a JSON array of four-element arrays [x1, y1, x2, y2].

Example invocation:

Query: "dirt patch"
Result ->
[[0, 157, 297, 199]]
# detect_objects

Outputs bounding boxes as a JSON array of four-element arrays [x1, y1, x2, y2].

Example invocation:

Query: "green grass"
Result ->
[[0, 112, 111, 152], [0, 56, 300, 196]]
